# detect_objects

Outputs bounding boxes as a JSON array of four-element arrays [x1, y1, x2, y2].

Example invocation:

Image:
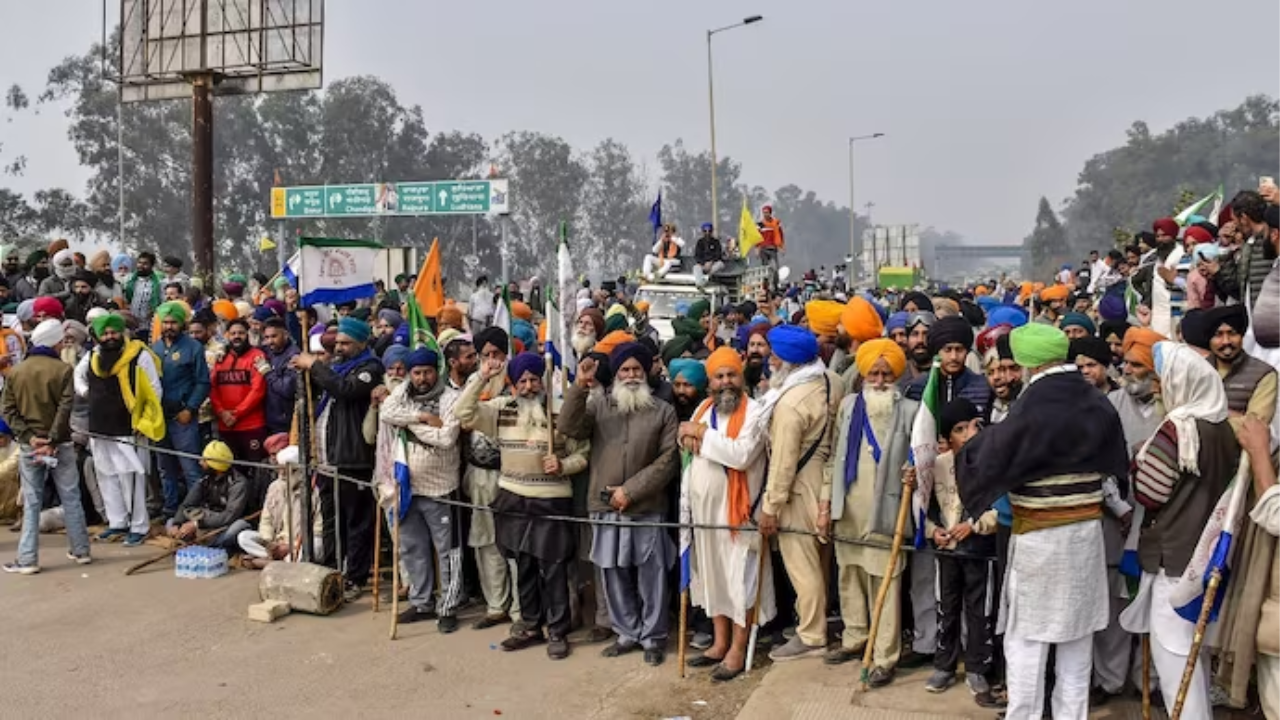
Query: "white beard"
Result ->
[[714, 388, 743, 416], [768, 361, 794, 391], [863, 386, 895, 425], [612, 380, 655, 414], [571, 330, 596, 356]]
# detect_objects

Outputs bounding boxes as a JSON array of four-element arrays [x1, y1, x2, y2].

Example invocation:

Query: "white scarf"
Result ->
[[1135, 341, 1227, 476], [751, 359, 829, 434]]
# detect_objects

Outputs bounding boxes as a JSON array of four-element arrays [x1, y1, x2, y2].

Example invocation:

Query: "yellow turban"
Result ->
[[855, 338, 907, 379], [705, 345, 744, 377], [805, 300, 844, 337], [840, 297, 883, 343], [1040, 284, 1071, 302]]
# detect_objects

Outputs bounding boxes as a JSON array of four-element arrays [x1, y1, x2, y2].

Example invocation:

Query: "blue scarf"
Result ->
[[315, 348, 374, 418], [843, 393, 881, 491]]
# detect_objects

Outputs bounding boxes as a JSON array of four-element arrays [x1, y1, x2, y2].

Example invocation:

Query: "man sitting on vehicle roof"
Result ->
[[693, 223, 725, 285], [643, 224, 685, 281]]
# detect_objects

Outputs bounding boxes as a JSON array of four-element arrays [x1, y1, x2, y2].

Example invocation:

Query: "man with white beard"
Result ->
[[678, 345, 774, 681], [573, 308, 605, 358], [560, 342, 679, 666], [824, 339, 918, 687]]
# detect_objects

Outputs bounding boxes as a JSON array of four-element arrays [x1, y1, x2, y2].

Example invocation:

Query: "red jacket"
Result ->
[[210, 346, 268, 431]]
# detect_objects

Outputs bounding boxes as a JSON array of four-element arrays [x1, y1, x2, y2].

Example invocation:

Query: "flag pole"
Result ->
[[1142, 635, 1152, 720], [743, 541, 769, 674], [860, 465, 914, 692], [677, 451, 689, 679]]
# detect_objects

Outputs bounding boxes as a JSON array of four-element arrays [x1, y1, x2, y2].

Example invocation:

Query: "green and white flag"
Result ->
[[491, 284, 513, 354]]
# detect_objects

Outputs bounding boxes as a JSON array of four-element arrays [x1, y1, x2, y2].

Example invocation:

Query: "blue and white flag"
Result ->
[[392, 431, 413, 521], [1170, 453, 1252, 622], [679, 450, 693, 592], [287, 237, 383, 307], [649, 191, 663, 241]]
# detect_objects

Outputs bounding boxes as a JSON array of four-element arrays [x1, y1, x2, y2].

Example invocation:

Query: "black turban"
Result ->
[[1179, 309, 1212, 350], [1203, 304, 1248, 336], [474, 327, 510, 356], [900, 291, 934, 313], [939, 398, 980, 439], [1069, 337, 1113, 366], [927, 316, 975, 358]]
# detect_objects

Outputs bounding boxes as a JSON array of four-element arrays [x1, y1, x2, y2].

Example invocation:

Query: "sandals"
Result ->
[[686, 654, 724, 668]]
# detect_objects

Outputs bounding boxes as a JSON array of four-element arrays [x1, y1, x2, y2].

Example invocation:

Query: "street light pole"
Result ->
[[707, 15, 763, 234], [848, 132, 884, 283]]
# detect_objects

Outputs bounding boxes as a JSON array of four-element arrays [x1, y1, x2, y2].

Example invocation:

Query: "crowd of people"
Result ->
[[1, 185, 1278, 720]]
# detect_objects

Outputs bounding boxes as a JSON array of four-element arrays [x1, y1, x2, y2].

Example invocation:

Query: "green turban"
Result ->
[[155, 301, 189, 325], [687, 299, 711, 321], [226, 272, 248, 285], [272, 276, 290, 290], [1009, 323, 1069, 368], [671, 316, 704, 339], [604, 312, 629, 334], [661, 335, 695, 365], [91, 313, 127, 338], [26, 250, 48, 269]]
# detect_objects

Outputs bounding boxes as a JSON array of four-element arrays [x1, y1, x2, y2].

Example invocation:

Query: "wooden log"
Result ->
[[258, 561, 344, 615]]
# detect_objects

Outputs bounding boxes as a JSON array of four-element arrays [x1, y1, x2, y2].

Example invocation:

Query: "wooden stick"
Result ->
[[1142, 634, 1152, 720], [677, 589, 689, 679], [860, 471, 914, 691], [744, 541, 769, 675], [372, 506, 383, 613], [124, 511, 262, 576], [390, 484, 401, 640], [1170, 570, 1222, 720]]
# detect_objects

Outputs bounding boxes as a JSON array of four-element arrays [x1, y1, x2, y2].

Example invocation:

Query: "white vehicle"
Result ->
[[634, 283, 729, 343]]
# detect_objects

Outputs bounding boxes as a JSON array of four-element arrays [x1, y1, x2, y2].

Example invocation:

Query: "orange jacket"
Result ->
[[210, 346, 268, 431], [760, 217, 784, 249]]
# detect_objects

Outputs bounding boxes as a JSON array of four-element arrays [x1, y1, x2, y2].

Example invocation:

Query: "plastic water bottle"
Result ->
[[174, 548, 185, 578], [213, 548, 227, 578], [195, 548, 206, 579]]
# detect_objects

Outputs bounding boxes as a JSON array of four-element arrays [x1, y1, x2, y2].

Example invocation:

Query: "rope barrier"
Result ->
[[88, 430, 999, 564]]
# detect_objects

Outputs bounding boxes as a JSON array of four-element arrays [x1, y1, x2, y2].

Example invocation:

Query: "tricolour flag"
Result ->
[[678, 449, 693, 592], [1171, 453, 1252, 622], [738, 195, 765, 258], [391, 433, 414, 521], [413, 237, 445, 318], [908, 358, 942, 548], [1174, 184, 1225, 227], [491, 284, 513, 354], [556, 221, 577, 379], [289, 237, 383, 308]]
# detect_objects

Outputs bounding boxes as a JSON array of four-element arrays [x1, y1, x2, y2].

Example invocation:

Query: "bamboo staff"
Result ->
[[1170, 569, 1224, 719], [1142, 635, 1152, 720], [678, 587, 689, 679], [372, 507, 384, 612], [743, 541, 770, 674], [859, 467, 915, 691], [124, 511, 262, 575], [390, 484, 402, 640]]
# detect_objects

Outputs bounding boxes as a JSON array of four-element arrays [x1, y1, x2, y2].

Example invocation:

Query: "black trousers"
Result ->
[[934, 554, 995, 676], [319, 467, 376, 586], [515, 553, 571, 640]]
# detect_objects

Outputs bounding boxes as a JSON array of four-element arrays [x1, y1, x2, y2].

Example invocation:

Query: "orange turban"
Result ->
[[855, 338, 907, 379], [511, 301, 534, 321], [538, 319, 547, 345], [593, 330, 635, 356], [805, 300, 844, 336], [1018, 281, 1034, 302], [705, 345, 744, 377], [212, 299, 238, 322], [840, 297, 884, 343], [1040, 284, 1071, 302], [438, 305, 464, 329], [1122, 327, 1166, 371], [974, 286, 990, 297]]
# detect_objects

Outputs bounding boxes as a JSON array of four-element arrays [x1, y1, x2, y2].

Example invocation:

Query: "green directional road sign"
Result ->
[[271, 179, 510, 219]]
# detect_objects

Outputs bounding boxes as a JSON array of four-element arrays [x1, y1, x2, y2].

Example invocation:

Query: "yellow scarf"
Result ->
[[91, 339, 165, 441]]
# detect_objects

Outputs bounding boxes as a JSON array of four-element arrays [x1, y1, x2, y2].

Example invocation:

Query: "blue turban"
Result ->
[[404, 347, 438, 369], [1059, 312, 1096, 336], [0, 417, 11, 436], [986, 304, 1028, 329], [382, 344, 410, 369], [669, 359, 707, 391], [975, 295, 1000, 313], [701, 223, 713, 232], [1097, 293, 1127, 322], [507, 351, 545, 384], [377, 308, 404, 328], [609, 341, 654, 374], [768, 325, 819, 365], [111, 254, 133, 274], [511, 318, 537, 352], [885, 311, 910, 334], [252, 305, 275, 322], [337, 316, 371, 344]]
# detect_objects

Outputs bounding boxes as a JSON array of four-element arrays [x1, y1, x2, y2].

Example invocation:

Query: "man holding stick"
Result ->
[[678, 346, 774, 681]]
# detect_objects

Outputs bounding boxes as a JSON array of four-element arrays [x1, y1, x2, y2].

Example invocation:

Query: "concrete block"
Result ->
[[248, 599, 292, 623]]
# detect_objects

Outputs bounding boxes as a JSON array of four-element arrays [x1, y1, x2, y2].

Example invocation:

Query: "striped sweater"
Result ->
[[1133, 420, 1179, 510]]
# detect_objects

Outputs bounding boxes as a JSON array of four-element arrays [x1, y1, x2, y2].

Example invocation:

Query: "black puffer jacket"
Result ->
[[310, 354, 383, 469]]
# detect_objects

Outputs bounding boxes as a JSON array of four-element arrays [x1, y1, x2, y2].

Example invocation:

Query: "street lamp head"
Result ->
[[743, 15, 763, 24], [872, 132, 885, 138]]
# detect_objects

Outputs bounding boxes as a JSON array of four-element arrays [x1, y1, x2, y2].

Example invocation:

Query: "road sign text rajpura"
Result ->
[[271, 179, 510, 219]]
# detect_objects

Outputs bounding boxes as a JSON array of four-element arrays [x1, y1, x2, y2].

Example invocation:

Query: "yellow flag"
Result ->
[[259, 236, 277, 252], [738, 196, 764, 258]]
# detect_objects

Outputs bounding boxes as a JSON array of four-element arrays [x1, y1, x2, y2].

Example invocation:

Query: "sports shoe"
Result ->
[[2, 561, 40, 575], [767, 636, 825, 662], [546, 635, 570, 660], [690, 631, 713, 650], [397, 606, 436, 624], [66, 551, 92, 565], [96, 528, 126, 542], [122, 532, 146, 547], [926, 669, 956, 693], [343, 581, 365, 603], [966, 673, 990, 696]]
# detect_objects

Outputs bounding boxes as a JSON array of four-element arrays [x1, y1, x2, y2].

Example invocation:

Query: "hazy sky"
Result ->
[[2, 0, 1277, 247]]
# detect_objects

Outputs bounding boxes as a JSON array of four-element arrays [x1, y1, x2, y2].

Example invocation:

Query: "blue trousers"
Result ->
[[158, 417, 203, 515]]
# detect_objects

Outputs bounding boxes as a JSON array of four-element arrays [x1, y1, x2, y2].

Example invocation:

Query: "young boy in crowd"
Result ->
[[925, 398, 1002, 708]]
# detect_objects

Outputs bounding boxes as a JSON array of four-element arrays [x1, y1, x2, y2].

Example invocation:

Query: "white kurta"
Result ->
[[686, 396, 776, 627]]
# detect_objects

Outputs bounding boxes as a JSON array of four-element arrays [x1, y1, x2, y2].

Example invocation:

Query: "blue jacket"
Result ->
[[264, 341, 300, 433], [904, 366, 989, 417], [152, 334, 211, 418]]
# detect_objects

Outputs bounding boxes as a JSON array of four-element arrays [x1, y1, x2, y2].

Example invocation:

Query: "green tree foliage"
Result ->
[[1023, 196, 1068, 279]]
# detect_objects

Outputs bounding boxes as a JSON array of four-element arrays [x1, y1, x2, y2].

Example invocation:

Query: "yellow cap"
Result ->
[[202, 440, 234, 473]]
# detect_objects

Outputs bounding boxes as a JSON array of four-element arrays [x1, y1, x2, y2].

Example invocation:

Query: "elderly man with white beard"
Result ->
[[823, 338, 919, 686], [678, 346, 775, 681], [758, 324, 846, 662], [573, 307, 605, 358], [560, 342, 680, 666], [455, 351, 590, 660]]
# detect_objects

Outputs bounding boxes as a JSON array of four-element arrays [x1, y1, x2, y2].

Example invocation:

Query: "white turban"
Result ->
[[30, 318, 64, 349]]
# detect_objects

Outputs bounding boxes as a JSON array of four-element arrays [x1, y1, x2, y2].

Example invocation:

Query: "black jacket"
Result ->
[[310, 355, 384, 469], [694, 235, 723, 264]]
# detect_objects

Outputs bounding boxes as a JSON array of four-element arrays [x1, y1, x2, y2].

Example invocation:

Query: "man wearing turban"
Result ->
[[907, 316, 989, 417], [291, 316, 385, 602], [455, 350, 590, 660], [1070, 337, 1116, 393], [76, 313, 164, 547], [805, 300, 844, 342], [1058, 312, 1096, 340], [573, 308, 605, 357], [823, 338, 918, 686], [676, 345, 775, 681], [377, 345, 465, 633], [1036, 284, 1071, 325], [759, 325, 847, 662], [743, 323, 773, 399], [1128, 218, 1188, 338], [560, 343, 678, 667], [955, 323, 1128, 720], [150, 300, 211, 519], [885, 311, 910, 352], [9, 250, 48, 303], [668, 358, 708, 421], [1203, 305, 1277, 424]]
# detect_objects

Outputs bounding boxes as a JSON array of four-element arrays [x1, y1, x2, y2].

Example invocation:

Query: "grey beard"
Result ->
[[1123, 375, 1155, 400], [768, 362, 793, 391], [612, 380, 655, 414], [571, 331, 596, 356], [714, 389, 742, 416]]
